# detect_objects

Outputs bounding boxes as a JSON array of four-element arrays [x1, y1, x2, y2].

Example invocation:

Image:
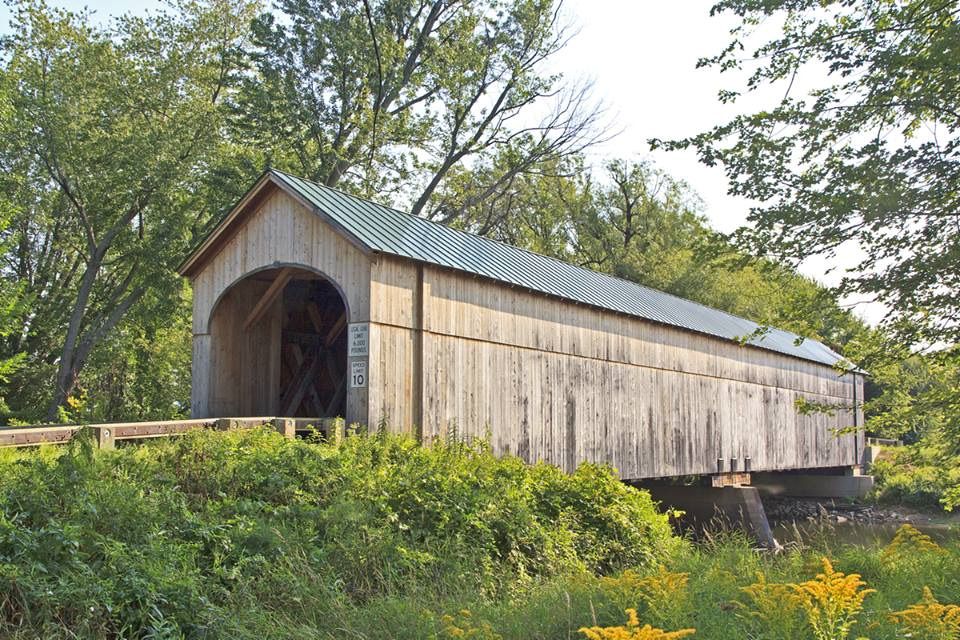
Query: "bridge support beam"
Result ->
[[751, 472, 874, 499], [644, 484, 776, 549]]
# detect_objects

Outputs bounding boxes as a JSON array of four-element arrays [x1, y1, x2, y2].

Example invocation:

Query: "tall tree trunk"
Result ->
[[46, 249, 103, 421], [45, 238, 144, 421]]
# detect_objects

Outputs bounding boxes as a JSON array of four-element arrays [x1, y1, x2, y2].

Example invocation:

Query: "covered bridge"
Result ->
[[179, 169, 864, 481]]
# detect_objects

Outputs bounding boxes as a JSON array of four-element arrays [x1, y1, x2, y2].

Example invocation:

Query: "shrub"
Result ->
[[871, 445, 960, 510], [0, 428, 678, 638]]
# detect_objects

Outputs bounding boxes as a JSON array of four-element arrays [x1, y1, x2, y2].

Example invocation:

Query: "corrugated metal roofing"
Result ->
[[270, 169, 848, 368]]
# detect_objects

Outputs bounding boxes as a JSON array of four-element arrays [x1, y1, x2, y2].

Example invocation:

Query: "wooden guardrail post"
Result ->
[[272, 418, 296, 439], [92, 426, 115, 450]]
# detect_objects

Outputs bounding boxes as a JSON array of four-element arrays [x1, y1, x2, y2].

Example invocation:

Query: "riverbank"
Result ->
[[763, 495, 960, 527]]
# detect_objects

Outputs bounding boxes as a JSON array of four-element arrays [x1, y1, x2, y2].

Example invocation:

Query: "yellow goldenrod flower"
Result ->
[[792, 557, 875, 640], [890, 586, 960, 640], [882, 524, 944, 562], [578, 608, 696, 640]]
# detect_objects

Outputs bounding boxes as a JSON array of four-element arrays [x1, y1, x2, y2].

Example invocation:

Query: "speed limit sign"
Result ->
[[350, 361, 367, 388]]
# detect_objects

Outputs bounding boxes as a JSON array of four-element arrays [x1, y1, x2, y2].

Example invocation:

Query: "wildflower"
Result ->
[[599, 566, 690, 625], [792, 557, 874, 640], [579, 608, 696, 640], [439, 609, 501, 640], [882, 524, 944, 562], [737, 571, 806, 638], [890, 586, 960, 640]]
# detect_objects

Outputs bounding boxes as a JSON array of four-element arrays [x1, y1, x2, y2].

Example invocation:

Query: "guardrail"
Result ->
[[865, 437, 903, 447], [0, 416, 342, 450]]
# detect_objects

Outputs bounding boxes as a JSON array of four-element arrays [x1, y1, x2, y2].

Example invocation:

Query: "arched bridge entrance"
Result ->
[[207, 265, 348, 417]]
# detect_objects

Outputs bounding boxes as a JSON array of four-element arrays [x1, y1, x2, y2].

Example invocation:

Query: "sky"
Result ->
[[0, 0, 882, 323], [552, 0, 751, 232]]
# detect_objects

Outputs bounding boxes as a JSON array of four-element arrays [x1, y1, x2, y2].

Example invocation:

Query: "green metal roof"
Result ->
[[269, 169, 848, 369]]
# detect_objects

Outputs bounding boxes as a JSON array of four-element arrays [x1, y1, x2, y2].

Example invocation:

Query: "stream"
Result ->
[[764, 497, 959, 547]]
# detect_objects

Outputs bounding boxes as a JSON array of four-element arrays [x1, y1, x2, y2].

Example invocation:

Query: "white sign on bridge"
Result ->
[[350, 360, 367, 388], [348, 323, 369, 357]]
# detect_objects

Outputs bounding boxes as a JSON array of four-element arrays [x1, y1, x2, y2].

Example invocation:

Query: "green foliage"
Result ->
[[1, 431, 959, 639], [66, 288, 194, 422], [856, 343, 960, 511], [871, 444, 960, 511], [869, 347, 960, 450], [657, 0, 960, 350], [358, 529, 960, 640], [237, 0, 601, 216], [0, 428, 677, 638], [0, 0, 256, 421]]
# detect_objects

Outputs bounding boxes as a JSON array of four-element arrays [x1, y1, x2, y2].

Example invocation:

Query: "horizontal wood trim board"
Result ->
[[368, 320, 856, 402], [0, 417, 339, 449]]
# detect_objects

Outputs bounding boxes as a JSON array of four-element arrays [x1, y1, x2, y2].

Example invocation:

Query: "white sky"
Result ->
[[0, 0, 882, 323], [552, 1, 749, 231]]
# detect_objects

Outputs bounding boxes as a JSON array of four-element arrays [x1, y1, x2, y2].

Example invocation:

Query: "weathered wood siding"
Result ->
[[368, 261, 862, 480], [190, 188, 372, 423], [368, 255, 422, 432]]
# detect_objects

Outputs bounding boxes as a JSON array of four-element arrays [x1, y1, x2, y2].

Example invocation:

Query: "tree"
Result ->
[[236, 0, 604, 218], [655, 0, 960, 349], [571, 160, 709, 291], [432, 153, 590, 259], [0, 0, 255, 420]]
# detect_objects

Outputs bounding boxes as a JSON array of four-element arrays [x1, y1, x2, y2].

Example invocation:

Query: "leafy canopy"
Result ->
[[0, 0, 254, 420], [655, 0, 960, 349], [237, 0, 604, 218]]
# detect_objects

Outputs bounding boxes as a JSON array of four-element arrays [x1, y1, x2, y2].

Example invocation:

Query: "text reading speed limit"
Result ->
[[350, 360, 367, 388]]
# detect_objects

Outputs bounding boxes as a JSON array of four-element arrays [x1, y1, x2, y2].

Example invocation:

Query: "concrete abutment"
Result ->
[[642, 484, 777, 549]]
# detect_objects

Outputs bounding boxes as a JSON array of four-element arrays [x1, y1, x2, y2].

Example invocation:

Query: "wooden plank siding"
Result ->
[[190, 189, 372, 424], [207, 278, 283, 416], [188, 187, 863, 481], [367, 259, 861, 480]]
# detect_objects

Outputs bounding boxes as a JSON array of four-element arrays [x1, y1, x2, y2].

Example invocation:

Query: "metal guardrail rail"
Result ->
[[0, 417, 343, 449]]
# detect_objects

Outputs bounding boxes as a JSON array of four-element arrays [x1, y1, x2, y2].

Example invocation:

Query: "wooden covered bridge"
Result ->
[[178, 169, 865, 484]]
